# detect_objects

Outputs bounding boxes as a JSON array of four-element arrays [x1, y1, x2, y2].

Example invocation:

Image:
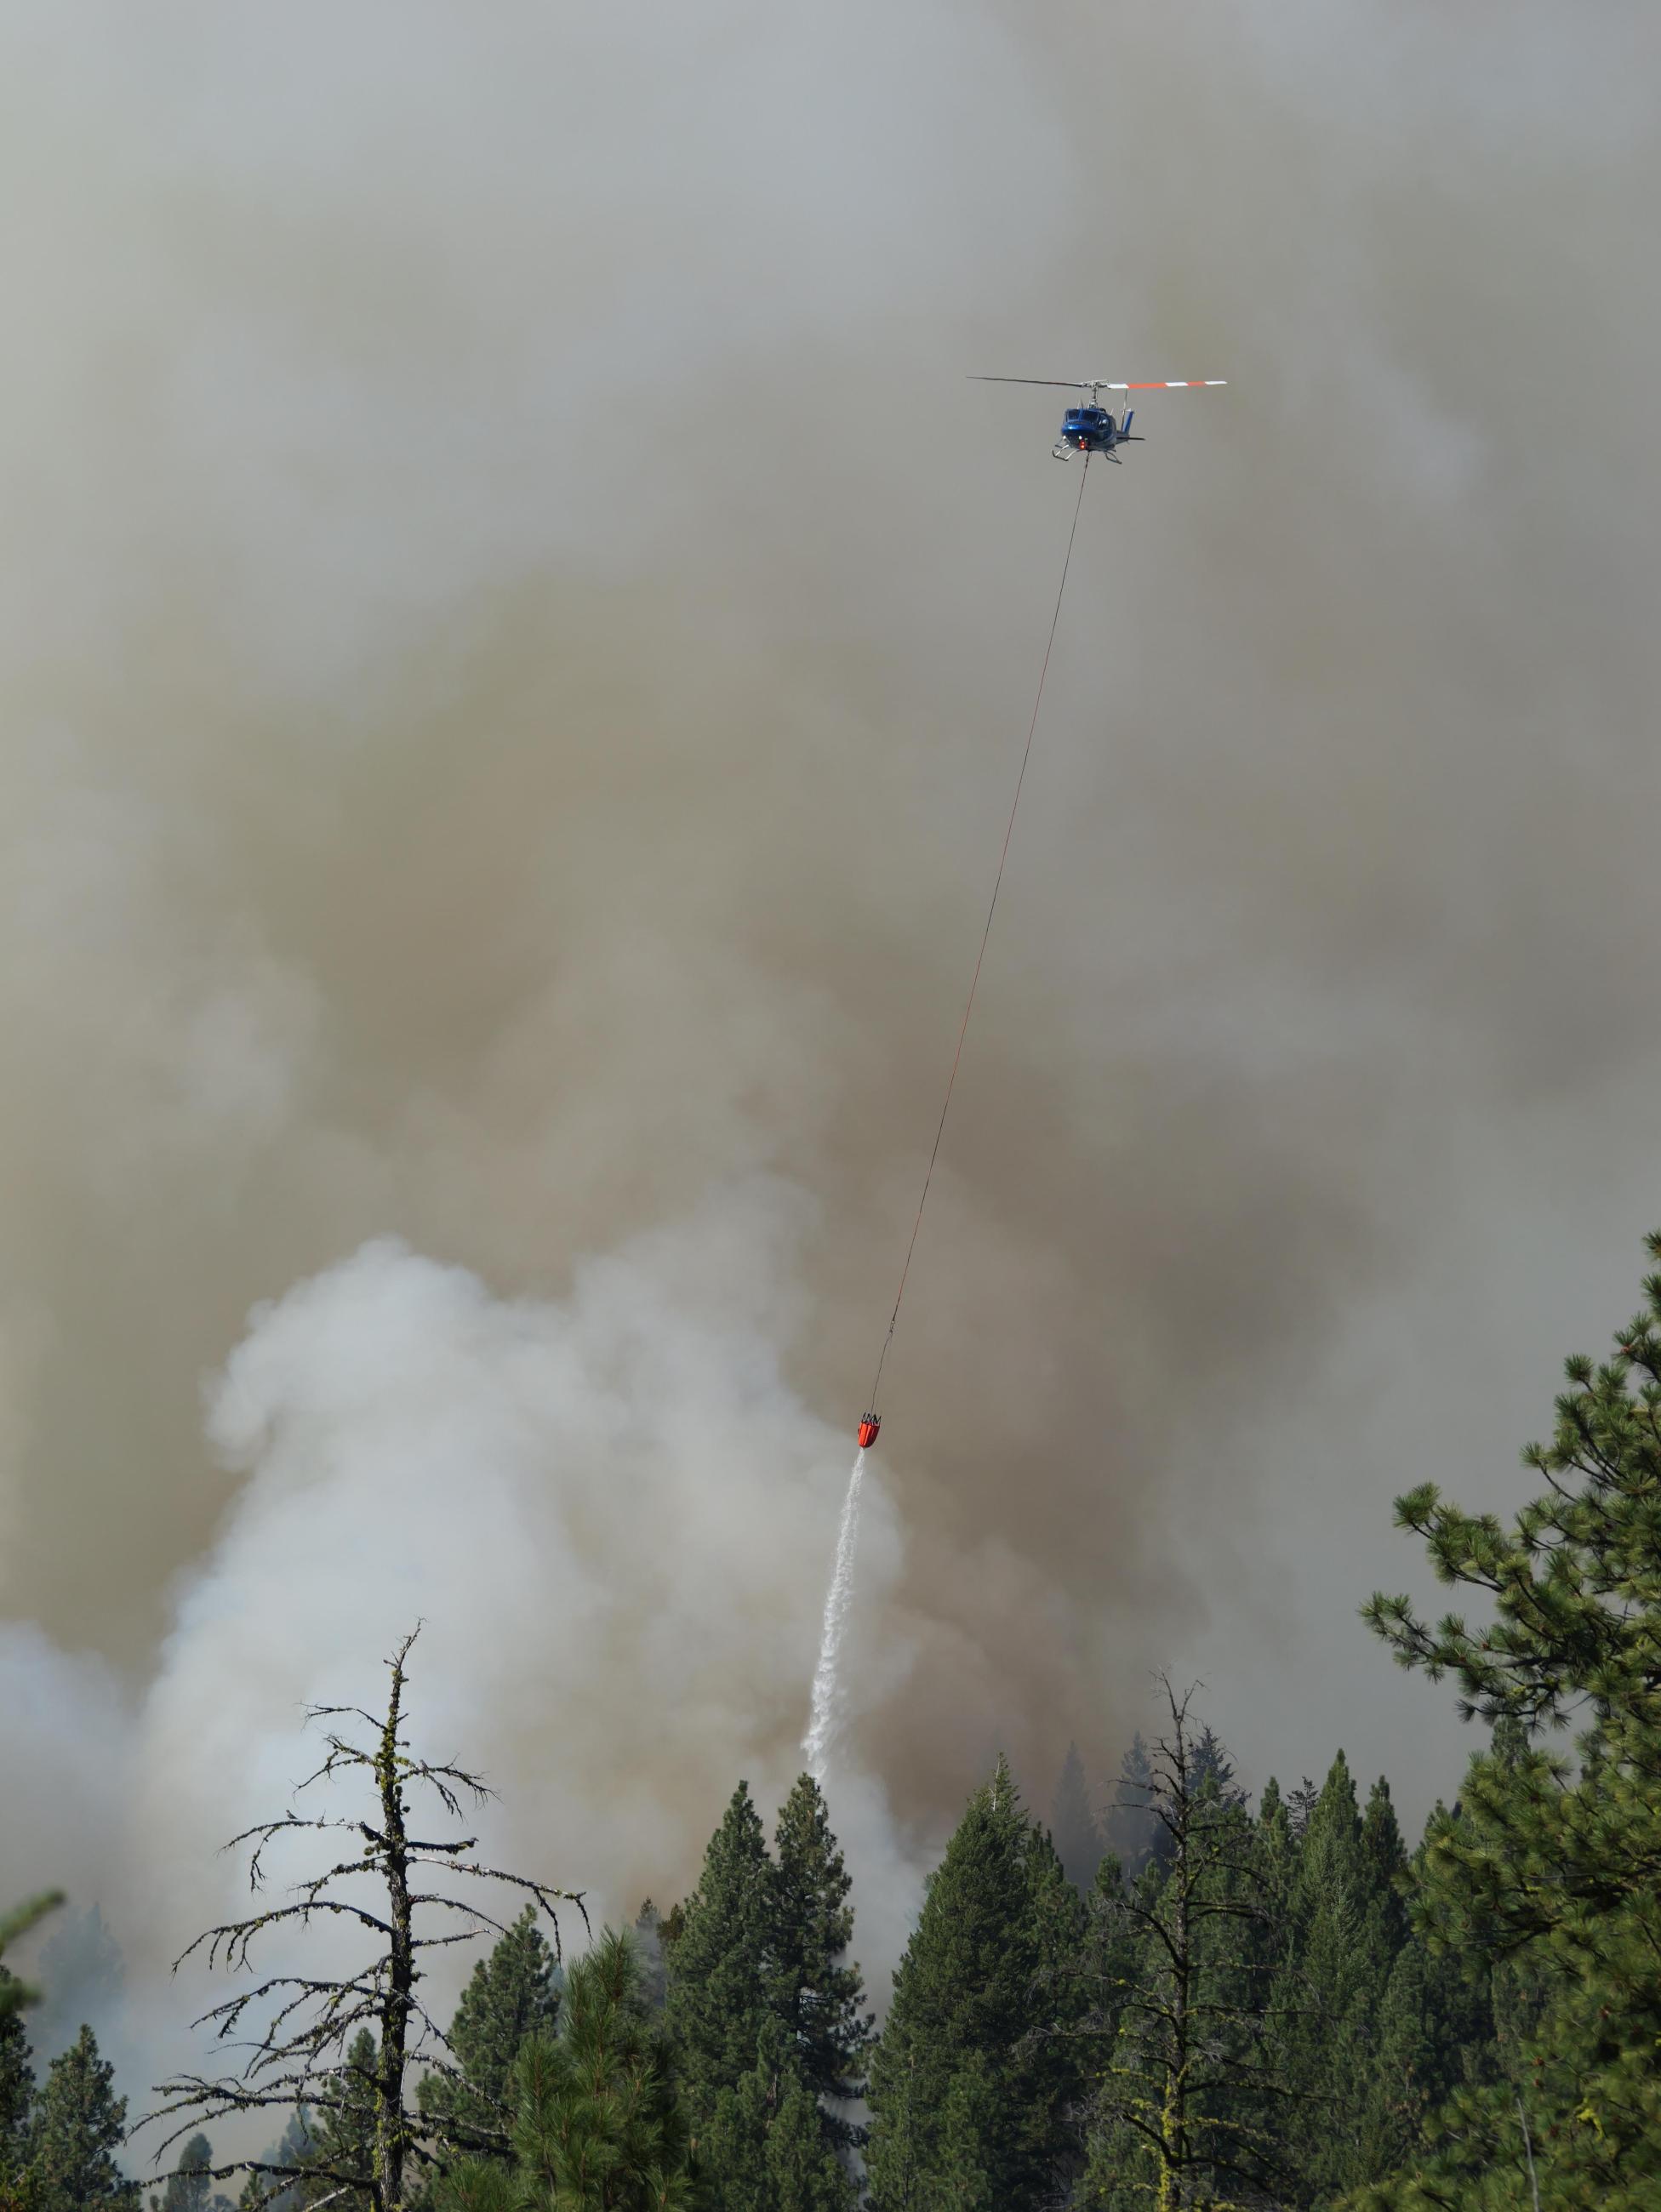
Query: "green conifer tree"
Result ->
[[0, 1998, 32, 2184], [1358, 1232, 1661, 2209], [663, 1785, 773, 2128], [300, 2031, 378, 2210], [865, 1759, 1078, 2210], [436, 1930, 696, 2212], [1359, 1779, 1410, 1957], [702, 2018, 853, 2212], [1103, 1736, 1165, 1878], [233, 2115, 309, 2212], [699, 2073, 767, 2212], [25, 2025, 138, 2211], [760, 2064, 851, 2212], [33, 1911, 124, 2072], [1050, 1743, 1104, 1893], [1278, 1753, 1375, 2204], [631, 1907, 667, 2015], [0, 1899, 63, 2027], [149, 2134, 233, 2212], [1023, 1821, 1090, 2190], [1083, 1698, 1295, 2212], [420, 1909, 562, 2147], [768, 1776, 871, 2145], [931, 2056, 1002, 2212], [0, 1894, 58, 2199]]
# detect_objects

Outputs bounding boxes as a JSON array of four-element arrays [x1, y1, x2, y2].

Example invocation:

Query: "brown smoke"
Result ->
[[3, 0, 1661, 2048]]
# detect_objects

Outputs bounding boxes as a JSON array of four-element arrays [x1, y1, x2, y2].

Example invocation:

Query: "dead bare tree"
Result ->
[[1091, 1678, 1304, 2212], [144, 1627, 583, 2212]]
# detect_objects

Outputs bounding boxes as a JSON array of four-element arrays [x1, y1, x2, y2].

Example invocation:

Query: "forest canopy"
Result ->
[[6, 1234, 1661, 2209]]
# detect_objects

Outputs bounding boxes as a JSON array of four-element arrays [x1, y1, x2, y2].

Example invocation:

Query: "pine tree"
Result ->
[[1259, 1753, 1414, 2205], [149, 2135, 233, 2212], [297, 2032, 377, 2210], [759, 2060, 853, 2212], [25, 2025, 138, 2211], [33, 1911, 124, 2072], [1360, 1778, 1410, 1958], [436, 1930, 696, 2212], [1286, 1778, 1321, 1839], [1190, 1728, 1241, 1805], [865, 1758, 1079, 2210], [1082, 1689, 1299, 2212], [702, 2018, 853, 2212], [663, 1784, 773, 2126], [0, 1899, 64, 2027], [1279, 1753, 1374, 2204], [1360, 1233, 1661, 2209], [768, 1776, 871, 2143], [0, 1895, 58, 2196], [931, 2056, 1002, 2212], [234, 2115, 310, 2212], [699, 2072, 768, 2212], [1051, 1743, 1104, 1893], [420, 1909, 562, 2147], [631, 1907, 667, 2014], [1022, 1821, 1090, 2192], [0, 1998, 31, 2183], [1360, 1914, 1496, 2188], [1104, 1735, 1166, 1878]]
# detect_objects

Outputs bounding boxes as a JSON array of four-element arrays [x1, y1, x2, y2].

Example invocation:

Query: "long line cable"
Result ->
[[864, 453, 1091, 1417]]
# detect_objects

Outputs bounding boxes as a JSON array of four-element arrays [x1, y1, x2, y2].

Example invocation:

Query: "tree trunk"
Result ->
[[376, 1650, 414, 2212]]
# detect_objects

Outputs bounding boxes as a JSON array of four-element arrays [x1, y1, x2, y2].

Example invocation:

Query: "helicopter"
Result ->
[[971, 374, 1226, 461]]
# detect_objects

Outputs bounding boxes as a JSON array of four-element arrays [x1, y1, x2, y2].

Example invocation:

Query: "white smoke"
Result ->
[[2, 1185, 924, 2109], [3, 0, 1661, 2122]]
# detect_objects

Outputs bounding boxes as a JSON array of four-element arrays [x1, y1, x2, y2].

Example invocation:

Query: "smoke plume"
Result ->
[[1, 0, 1659, 2091]]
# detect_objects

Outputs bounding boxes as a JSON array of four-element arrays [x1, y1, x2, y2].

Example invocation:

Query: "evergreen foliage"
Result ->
[[1360, 1232, 1661, 2209], [233, 2114, 311, 2212], [665, 1774, 870, 2186], [149, 2134, 233, 2212], [420, 1911, 562, 2150], [297, 2031, 378, 2209], [1082, 1690, 1298, 2211], [33, 1909, 125, 2072], [25, 2024, 138, 2212], [54, 1231, 1661, 2211], [1103, 1736, 1167, 1879], [435, 1929, 696, 2212], [0, 1901, 63, 2027], [662, 1785, 773, 2124], [702, 2019, 852, 2212], [865, 1758, 1083, 2210], [1282, 1742, 1407, 2194], [1051, 1742, 1105, 1893], [767, 1776, 871, 2141], [631, 1909, 667, 2015], [0, 2004, 31, 2183]]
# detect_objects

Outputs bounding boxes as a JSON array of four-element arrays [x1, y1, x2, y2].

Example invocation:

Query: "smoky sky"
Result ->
[[3, 0, 1661, 2058]]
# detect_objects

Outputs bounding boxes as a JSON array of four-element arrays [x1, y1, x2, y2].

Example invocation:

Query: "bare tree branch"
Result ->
[[141, 1624, 581, 2212]]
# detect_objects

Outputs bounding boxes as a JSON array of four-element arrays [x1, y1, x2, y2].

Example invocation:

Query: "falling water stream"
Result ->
[[802, 1451, 866, 1782]]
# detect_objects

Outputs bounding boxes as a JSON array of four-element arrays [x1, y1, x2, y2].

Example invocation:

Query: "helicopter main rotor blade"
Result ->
[[971, 374, 1227, 391]]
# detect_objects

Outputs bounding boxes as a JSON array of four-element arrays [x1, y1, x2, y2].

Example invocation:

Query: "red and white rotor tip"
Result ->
[[1104, 379, 1228, 391]]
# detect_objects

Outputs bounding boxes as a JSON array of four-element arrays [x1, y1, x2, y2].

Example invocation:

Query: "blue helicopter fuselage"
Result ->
[[1059, 404, 1122, 453]]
